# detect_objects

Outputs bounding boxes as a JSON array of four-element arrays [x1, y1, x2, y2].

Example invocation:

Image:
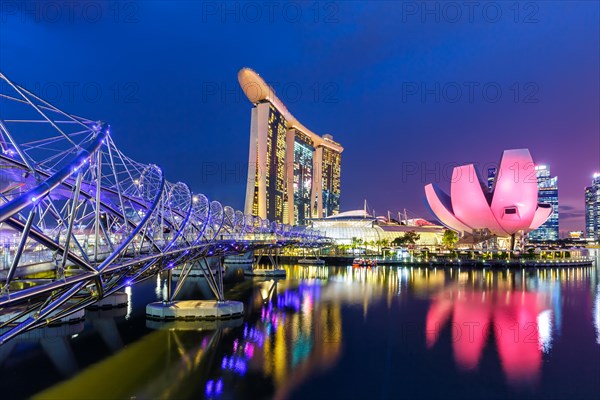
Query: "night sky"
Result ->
[[1, 1, 598, 234]]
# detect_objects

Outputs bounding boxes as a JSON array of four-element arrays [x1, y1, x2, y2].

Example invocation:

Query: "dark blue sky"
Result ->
[[1, 1, 598, 233]]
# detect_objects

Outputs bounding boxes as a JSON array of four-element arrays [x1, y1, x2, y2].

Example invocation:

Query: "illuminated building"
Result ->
[[585, 173, 600, 240], [319, 140, 342, 218], [528, 165, 559, 241], [569, 231, 584, 239], [487, 167, 496, 191], [488, 164, 559, 241], [309, 210, 444, 246], [239, 68, 343, 225], [290, 128, 314, 225], [425, 149, 552, 245]]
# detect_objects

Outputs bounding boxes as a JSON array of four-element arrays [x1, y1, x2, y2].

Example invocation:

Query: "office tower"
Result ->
[[239, 68, 343, 225], [585, 173, 600, 240], [487, 167, 496, 191], [528, 165, 559, 241], [488, 163, 558, 240]]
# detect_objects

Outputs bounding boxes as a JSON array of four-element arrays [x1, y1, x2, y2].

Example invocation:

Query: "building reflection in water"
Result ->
[[26, 263, 600, 399], [595, 284, 600, 344], [208, 276, 344, 400], [425, 267, 596, 388]]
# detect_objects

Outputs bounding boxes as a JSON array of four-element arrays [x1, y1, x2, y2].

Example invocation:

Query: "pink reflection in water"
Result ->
[[427, 288, 549, 388]]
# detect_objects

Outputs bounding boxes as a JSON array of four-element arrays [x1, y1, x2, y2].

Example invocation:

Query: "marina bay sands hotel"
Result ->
[[238, 68, 343, 226]]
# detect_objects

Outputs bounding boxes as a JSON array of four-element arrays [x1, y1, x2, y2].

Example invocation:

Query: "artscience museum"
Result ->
[[424, 149, 553, 248]]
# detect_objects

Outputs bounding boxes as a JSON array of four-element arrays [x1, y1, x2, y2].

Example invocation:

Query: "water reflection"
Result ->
[[211, 277, 343, 400], [425, 268, 594, 388], [0, 323, 84, 377], [595, 284, 600, 344], [14, 262, 600, 399]]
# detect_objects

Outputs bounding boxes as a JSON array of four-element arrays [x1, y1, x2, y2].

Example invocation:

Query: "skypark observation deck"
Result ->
[[0, 71, 329, 344]]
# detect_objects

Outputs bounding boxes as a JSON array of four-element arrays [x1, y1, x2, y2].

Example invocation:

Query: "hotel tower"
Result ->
[[238, 68, 343, 225]]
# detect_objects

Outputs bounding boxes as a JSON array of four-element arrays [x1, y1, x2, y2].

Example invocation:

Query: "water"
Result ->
[[1, 262, 599, 399]]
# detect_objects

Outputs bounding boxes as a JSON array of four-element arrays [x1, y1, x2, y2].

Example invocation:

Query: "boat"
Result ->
[[352, 258, 378, 268], [298, 257, 325, 265]]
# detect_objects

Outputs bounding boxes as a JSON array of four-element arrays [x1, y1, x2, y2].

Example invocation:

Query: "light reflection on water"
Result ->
[[0, 260, 597, 399], [595, 284, 600, 344]]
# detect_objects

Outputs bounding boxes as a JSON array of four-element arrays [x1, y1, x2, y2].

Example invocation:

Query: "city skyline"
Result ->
[[0, 3, 599, 399], [0, 2, 597, 234]]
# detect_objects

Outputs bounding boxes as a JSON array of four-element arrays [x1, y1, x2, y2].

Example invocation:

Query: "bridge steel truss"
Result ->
[[0, 72, 329, 344]]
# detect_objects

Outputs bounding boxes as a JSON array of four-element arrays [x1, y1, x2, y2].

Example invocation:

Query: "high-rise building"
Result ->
[[239, 68, 343, 225], [320, 140, 342, 218], [487, 167, 497, 191], [585, 173, 600, 240], [528, 165, 559, 241], [485, 162, 557, 240]]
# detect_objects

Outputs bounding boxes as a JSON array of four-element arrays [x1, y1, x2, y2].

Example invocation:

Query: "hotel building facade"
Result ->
[[239, 68, 343, 225]]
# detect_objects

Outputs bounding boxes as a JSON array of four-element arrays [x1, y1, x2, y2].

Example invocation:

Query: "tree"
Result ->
[[442, 229, 459, 249], [392, 231, 421, 247]]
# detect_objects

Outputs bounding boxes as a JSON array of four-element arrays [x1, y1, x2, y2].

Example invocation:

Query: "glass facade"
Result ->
[[310, 215, 443, 246], [293, 132, 314, 225], [487, 165, 559, 241], [265, 103, 288, 223], [585, 175, 600, 240], [244, 97, 343, 225], [487, 167, 496, 191], [528, 166, 559, 241], [321, 146, 341, 218]]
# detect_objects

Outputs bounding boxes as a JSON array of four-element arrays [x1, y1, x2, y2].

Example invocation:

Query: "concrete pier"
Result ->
[[146, 300, 244, 321], [244, 268, 286, 277]]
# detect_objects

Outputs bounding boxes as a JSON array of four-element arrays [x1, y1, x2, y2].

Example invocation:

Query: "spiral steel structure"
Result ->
[[0, 72, 329, 344]]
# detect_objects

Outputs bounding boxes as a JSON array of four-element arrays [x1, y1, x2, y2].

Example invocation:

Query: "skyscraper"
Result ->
[[487, 167, 497, 191], [585, 173, 600, 240], [486, 163, 558, 241], [319, 139, 342, 218], [239, 68, 343, 225], [528, 165, 559, 241]]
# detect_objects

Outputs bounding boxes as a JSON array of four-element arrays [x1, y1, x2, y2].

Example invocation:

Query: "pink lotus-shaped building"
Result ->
[[424, 149, 552, 237]]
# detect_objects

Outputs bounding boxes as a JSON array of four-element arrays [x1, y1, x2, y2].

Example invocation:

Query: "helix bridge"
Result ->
[[0, 72, 329, 344]]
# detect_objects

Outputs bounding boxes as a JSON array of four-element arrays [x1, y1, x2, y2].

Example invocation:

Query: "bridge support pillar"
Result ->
[[145, 300, 243, 321], [166, 268, 173, 303], [244, 247, 286, 277]]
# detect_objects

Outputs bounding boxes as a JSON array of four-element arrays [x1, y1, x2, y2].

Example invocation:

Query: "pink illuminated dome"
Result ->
[[424, 149, 552, 237]]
